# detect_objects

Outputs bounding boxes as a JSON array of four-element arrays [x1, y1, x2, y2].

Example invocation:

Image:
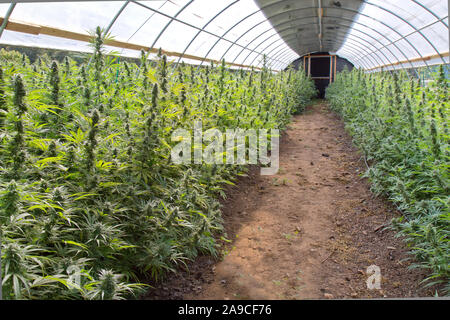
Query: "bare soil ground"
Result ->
[[144, 101, 436, 300]]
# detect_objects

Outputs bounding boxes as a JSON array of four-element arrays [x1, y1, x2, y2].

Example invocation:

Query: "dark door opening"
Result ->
[[290, 54, 354, 98], [310, 57, 331, 98], [303, 54, 337, 98]]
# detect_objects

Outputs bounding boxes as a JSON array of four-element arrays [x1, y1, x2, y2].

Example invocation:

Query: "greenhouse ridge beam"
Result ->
[[194, 0, 331, 69], [243, 13, 420, 72], [256, 4, 431, 70], [250, 25, 387, 71], [262, 34, 383, 70], [255, 0, 363, 54], [0, 17, 264, 70], [0, 1, 447, 72], [230, 3, 415, 71], [269, 28, 395, 68], [270, 35, 385, 71], [254, 0, 448, 70], [241, 17, 403, 71]]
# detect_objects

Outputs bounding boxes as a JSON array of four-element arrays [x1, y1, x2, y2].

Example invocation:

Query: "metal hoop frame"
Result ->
[[1, 0, 448, 72]]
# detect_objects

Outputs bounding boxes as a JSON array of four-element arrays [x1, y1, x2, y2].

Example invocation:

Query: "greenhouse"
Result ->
[[0, 0, 448, 301]]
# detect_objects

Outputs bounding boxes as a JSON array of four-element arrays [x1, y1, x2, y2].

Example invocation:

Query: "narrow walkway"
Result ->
[[147, 101, 433, 299]]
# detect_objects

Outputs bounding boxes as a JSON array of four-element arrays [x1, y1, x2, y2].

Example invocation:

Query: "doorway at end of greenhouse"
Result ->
[[289, 52, 354, 98]]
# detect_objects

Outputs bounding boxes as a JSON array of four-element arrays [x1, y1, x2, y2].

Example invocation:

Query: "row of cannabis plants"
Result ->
[[0, 28, 316, 299], [326, 67, 449, 294]]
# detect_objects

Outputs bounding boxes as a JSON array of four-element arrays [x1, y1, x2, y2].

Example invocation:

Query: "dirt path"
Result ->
[[145, 101, 435, 300]]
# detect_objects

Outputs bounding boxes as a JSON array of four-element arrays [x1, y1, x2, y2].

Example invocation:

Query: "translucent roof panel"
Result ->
[[0, 0, 447, 71], [338, 0, 449, 71], [0, 0, 298, 70], [255, 0, 448, 71]]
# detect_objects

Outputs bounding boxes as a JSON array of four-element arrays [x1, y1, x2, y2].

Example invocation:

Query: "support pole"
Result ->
[[329, 55, 333, 84], [308, 55, 311, 77], [334, 55, 337, 80], [0, 2, 16, 39]]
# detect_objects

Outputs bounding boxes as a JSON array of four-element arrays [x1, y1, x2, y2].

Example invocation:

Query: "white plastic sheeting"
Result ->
[[0, 0, 448, 71], [253, 0, 448, 70], [338, 0, 449, 71], [0, 1, 298, 70]]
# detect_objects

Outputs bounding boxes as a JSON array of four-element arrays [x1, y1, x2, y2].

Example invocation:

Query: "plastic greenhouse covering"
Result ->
[[0, 0, 448, 71]]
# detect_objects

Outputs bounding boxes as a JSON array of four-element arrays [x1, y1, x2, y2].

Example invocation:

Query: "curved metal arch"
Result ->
[[226, 8, 418, 73], [326, 7, 430, 69], [148, 0, 195, 53], [248, 29, 385, 71], [266, 48, 296, 69], [341, 49, 373, 70], [255, 24, 394, 71], [329, 36, 386, 68], [124, 0, 172, 47], [196, 1, 444, 71], [271, 50, 310, 71], [353, 15, 448, 68], [329, 22, 403, 70], [175, 0, 240, 66], [268, 45, 299, 69], [275, 45, 372, 71], [234, 22, 326, 68], [129, 0, 445, 73], [363, 1, 446, 65], [324, 29, 393, 67], [319, 5, 432, 71], [328, 47, 374, 70], [333, 46, 368, 67], [196, 0, 309, 69], [0, 2, 16, 38], [270, 39, 371, 71], [337, 49, 370, 69], [231, 28, 279, 64], [196, 9, 262, 69], [268, 43, 370, 71], [104, 1, 130, 36], [253, 16, 408, 68], [271, 51, 299, 70], [272, 45, 368, 71], [299, 39, 381, 68], [303, 37, 382, 69], [218, 14, 271, 64], [325, 47, 372, 70], [207, 5, 317, 70], [269, 48, 297, 69], [276, 54, 298, 70], [411, 0, 448, 27], [264, 37, 379, 72], [246, 4, 432, 71], [249, 37, 291, 68], [278, 52, 297, 67], [247, 37, 285, 66], [269, 45, 305, 69]]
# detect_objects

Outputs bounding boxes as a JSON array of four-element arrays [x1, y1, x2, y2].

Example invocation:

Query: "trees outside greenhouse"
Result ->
[[0, 0, 448, 302]]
